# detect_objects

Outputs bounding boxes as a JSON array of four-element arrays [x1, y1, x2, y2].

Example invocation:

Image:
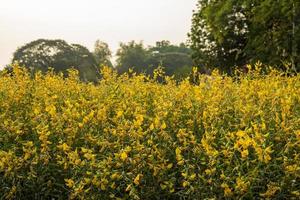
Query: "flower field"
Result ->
[[0, 65, 299, 199]]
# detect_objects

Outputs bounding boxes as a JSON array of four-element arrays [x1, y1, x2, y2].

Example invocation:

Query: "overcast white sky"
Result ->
[[0, 0, 196, 68]]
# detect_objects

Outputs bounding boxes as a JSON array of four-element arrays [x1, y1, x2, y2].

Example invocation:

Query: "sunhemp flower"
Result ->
[[65, 179, 75, 188], [120, 151, 128, 161], [1, 65, 299, 199], [221, 183, 233, 197], [134, 174, 142, 185]]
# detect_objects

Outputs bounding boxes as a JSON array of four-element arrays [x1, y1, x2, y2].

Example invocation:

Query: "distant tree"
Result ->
[[148, 41, 193, 78], [116, 41, 150, 74], [189, 0, 300, 73], [115, 40, 194, 79], [150, 40, 192, 54], [93, 40, 113, 68], [12, 39, 99, 81]]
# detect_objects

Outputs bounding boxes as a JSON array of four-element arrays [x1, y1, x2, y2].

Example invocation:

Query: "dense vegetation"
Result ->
[[116, 41, 193, 78], [0, 64, 299, 199], [9, 39, 193, 81], [189, 0, 300, 73], [12, 39, 100, 82], [1, 1, 299, 199]]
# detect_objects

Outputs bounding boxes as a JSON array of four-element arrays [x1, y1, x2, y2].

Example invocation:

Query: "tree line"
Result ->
[[4, 0, 300, 81], [6, 39, 193, 82]]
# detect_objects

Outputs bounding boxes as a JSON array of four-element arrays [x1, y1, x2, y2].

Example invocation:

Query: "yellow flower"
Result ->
[[33, 108, 40, 115], [224, 187, 232, 197], [116, 110, 123, 118], [149, 123, 155, 130], [220, 172, 226, 180], [175, 147, 184, 164], [111, 172, 121, 180], [84, 178, 91, 184], [189, 173, 196, 181], [236, 130, 246, 137], [221, 183, 232, 197], [205, 168, 216, 176], [65, 179, 75, 188], [134, 174, 142, 185], [161, 121, 167, 130], [100, 178, 108, 190], [167, 163, 173, 169], [261, 122, 266, 131], [236, 177, 249, 193], [92, 177, 100, 187], [5, 185, 17, 199], [83, 152, 95, 161], [182, 181, 189, 187], [160, 183, 167, 190], [241, 149, 249, 158], [291, 191, 300, 197], [45, 105, 56, 117], [125, 184, 132, 192], [285, 164, 298, 173], [58, 143, 70, 152], [260, 182, 280, 198], [177, 160, 185, 165], [120, 151, 128, 161]]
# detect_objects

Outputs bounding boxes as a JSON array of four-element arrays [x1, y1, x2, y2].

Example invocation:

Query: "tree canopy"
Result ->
[[12, 39, 99, 81], [116, 40, 193, 79], [189, 0, 300, 73], [93, 40, 113, 68], [116, 41, 150, 74]]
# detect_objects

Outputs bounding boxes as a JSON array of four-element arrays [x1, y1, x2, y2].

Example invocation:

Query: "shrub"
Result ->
[[0, 64, 299, 199]]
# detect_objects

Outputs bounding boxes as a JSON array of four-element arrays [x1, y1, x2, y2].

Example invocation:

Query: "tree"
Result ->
[[148, 41, 193, 78], [116, 40, 194, 79], [189, 0, 300, 73], [93, 40, 113, 68], [247, 0, 300, 71], [12, 39, 99, 81], [116, 41, 150, 74], [150, 40, 192, 54]]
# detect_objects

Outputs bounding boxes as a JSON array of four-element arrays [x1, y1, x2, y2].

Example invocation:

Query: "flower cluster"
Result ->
[[0, 64, 299, 199]]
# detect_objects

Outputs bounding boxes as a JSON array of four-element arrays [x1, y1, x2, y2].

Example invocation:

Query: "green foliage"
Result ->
[[93, 40, 113, 68], [116, 40, 193, 79], [189, 0, 300, 73], [12, 39, 99, 82], [150, 40, 191, 54], [116, 41, 151, 74], [148, 52, 193, 78]]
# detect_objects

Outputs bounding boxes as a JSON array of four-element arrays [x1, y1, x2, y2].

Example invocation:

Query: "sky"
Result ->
[[0, 0, 197, 69]]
